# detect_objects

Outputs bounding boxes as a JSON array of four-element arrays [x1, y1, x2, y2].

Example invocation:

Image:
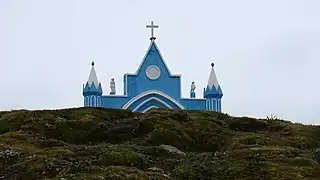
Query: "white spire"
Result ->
[[207, 63, 219, 89], [88, 61, 99, 88]]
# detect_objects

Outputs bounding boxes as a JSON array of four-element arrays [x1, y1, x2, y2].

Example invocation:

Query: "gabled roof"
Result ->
[[133, 39, 179, 77]]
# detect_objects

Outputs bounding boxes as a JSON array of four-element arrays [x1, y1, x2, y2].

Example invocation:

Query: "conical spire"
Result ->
[[207, 63, 219, 89], [88, 61, 99, 88]]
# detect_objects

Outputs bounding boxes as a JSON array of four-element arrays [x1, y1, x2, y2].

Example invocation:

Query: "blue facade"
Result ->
[[82, 38, 223, 113]]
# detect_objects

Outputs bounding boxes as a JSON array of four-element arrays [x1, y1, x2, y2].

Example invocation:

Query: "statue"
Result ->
[[190, 81, 196, 98], [190, 81, 196, 92], [110, 78, 116, 95]]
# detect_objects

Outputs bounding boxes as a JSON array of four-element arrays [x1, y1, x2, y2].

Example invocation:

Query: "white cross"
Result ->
[[146, 21, 159, 39]]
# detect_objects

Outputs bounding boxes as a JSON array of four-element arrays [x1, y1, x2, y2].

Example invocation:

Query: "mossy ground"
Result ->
[[1, 108, 320, 179]]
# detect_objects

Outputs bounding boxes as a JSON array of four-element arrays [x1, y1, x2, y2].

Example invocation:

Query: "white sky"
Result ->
[[0, 0, 319, 124]]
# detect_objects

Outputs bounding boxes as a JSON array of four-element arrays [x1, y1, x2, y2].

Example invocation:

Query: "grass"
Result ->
[[0, 107, 320, 179]]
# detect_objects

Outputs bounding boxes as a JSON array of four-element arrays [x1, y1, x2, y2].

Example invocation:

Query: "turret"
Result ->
[[203, 63, 223, 112], [83, 61, 103, 107]]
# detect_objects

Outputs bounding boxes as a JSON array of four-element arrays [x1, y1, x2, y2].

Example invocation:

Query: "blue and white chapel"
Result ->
[[82, 21, 223, 113]]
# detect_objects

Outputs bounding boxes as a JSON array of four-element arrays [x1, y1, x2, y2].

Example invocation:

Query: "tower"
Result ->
[[203, 63, 223, 112], [83, 61, 103, 107]]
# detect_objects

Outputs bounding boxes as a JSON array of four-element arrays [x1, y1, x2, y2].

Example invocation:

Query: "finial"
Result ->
[[146, 21, 159, 40], [211, 63, 214, 67], [91, 61, 95, 66]]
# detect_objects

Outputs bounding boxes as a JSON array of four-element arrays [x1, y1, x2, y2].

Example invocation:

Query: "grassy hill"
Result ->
[[1, 108, 320, 180]]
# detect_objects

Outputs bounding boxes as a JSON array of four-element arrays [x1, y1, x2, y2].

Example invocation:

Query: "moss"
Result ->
[[144, 128, 194, 151], [227, 117, 269, 132], [1, 107, 320, 179]]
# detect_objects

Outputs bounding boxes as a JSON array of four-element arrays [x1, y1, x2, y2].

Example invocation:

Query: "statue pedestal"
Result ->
[[190, 92, 195, 98]]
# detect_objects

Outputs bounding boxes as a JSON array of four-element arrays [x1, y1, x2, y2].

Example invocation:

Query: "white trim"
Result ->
[[122, 90, 185, 109], [102, 95, 127, 98], [212, 99, 215, 111], [93, 96, 97, 107], [216, 99, 218, 111], [181, 97, 206, 100], [142, 106, 160, 113], [132, 97, 172, 111]]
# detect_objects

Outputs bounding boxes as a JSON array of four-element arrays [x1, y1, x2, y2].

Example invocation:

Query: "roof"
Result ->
[[207, 64, 220, 89], [88, 62, 99, 88]]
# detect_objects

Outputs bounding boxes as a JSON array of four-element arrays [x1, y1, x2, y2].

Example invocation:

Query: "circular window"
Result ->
[[146, 65, 161, 80]]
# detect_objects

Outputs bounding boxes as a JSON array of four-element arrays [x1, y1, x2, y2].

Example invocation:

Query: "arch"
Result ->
[[122, 90, 185, 110], [97, 96, 101, 107], [142, 106, 159, 113], [135, 98, 173, 112], [132, 97, 172, 112], [91, 96, 96, 107], [212, 99, 216, 111]]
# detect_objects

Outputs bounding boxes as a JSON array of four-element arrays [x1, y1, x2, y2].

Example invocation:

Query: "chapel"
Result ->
[[82, 21, 223, 112]]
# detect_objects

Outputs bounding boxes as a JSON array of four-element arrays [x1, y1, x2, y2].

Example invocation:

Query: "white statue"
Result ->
[[190, 81, 196, 92], [110, 78, 116, 95]]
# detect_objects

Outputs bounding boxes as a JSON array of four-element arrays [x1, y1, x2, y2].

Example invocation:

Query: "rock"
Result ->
[[159, 144, 186, 156], [147, 167, 172, 179], [148, 167, 164, 173]]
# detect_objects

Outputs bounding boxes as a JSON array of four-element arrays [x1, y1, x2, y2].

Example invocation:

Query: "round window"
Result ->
[[146, 65, 161, 80]]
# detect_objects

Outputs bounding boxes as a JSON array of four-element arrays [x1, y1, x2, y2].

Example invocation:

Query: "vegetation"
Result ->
[[0, 107, 320, 179]]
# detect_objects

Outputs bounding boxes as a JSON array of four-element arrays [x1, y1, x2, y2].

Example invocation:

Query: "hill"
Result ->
[[1, 108, 320, 180]]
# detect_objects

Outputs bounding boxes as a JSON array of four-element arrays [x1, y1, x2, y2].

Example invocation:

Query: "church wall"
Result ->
[[126, 74, 181, 100], [101, 96, 128, 109], [180, 98, 206, 110]]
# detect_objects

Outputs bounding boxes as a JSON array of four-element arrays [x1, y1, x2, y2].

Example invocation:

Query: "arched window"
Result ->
[[212, 99, 217, 111], [97, 96, 101, 107], [206, 99, 210, 111], [91, 96, 96, 107]]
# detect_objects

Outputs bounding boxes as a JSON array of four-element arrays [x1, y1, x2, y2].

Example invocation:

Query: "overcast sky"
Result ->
[[0, 0, 319, 124]]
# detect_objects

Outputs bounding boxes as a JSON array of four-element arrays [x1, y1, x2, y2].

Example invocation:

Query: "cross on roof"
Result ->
[[146, 21, 159, 40]]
